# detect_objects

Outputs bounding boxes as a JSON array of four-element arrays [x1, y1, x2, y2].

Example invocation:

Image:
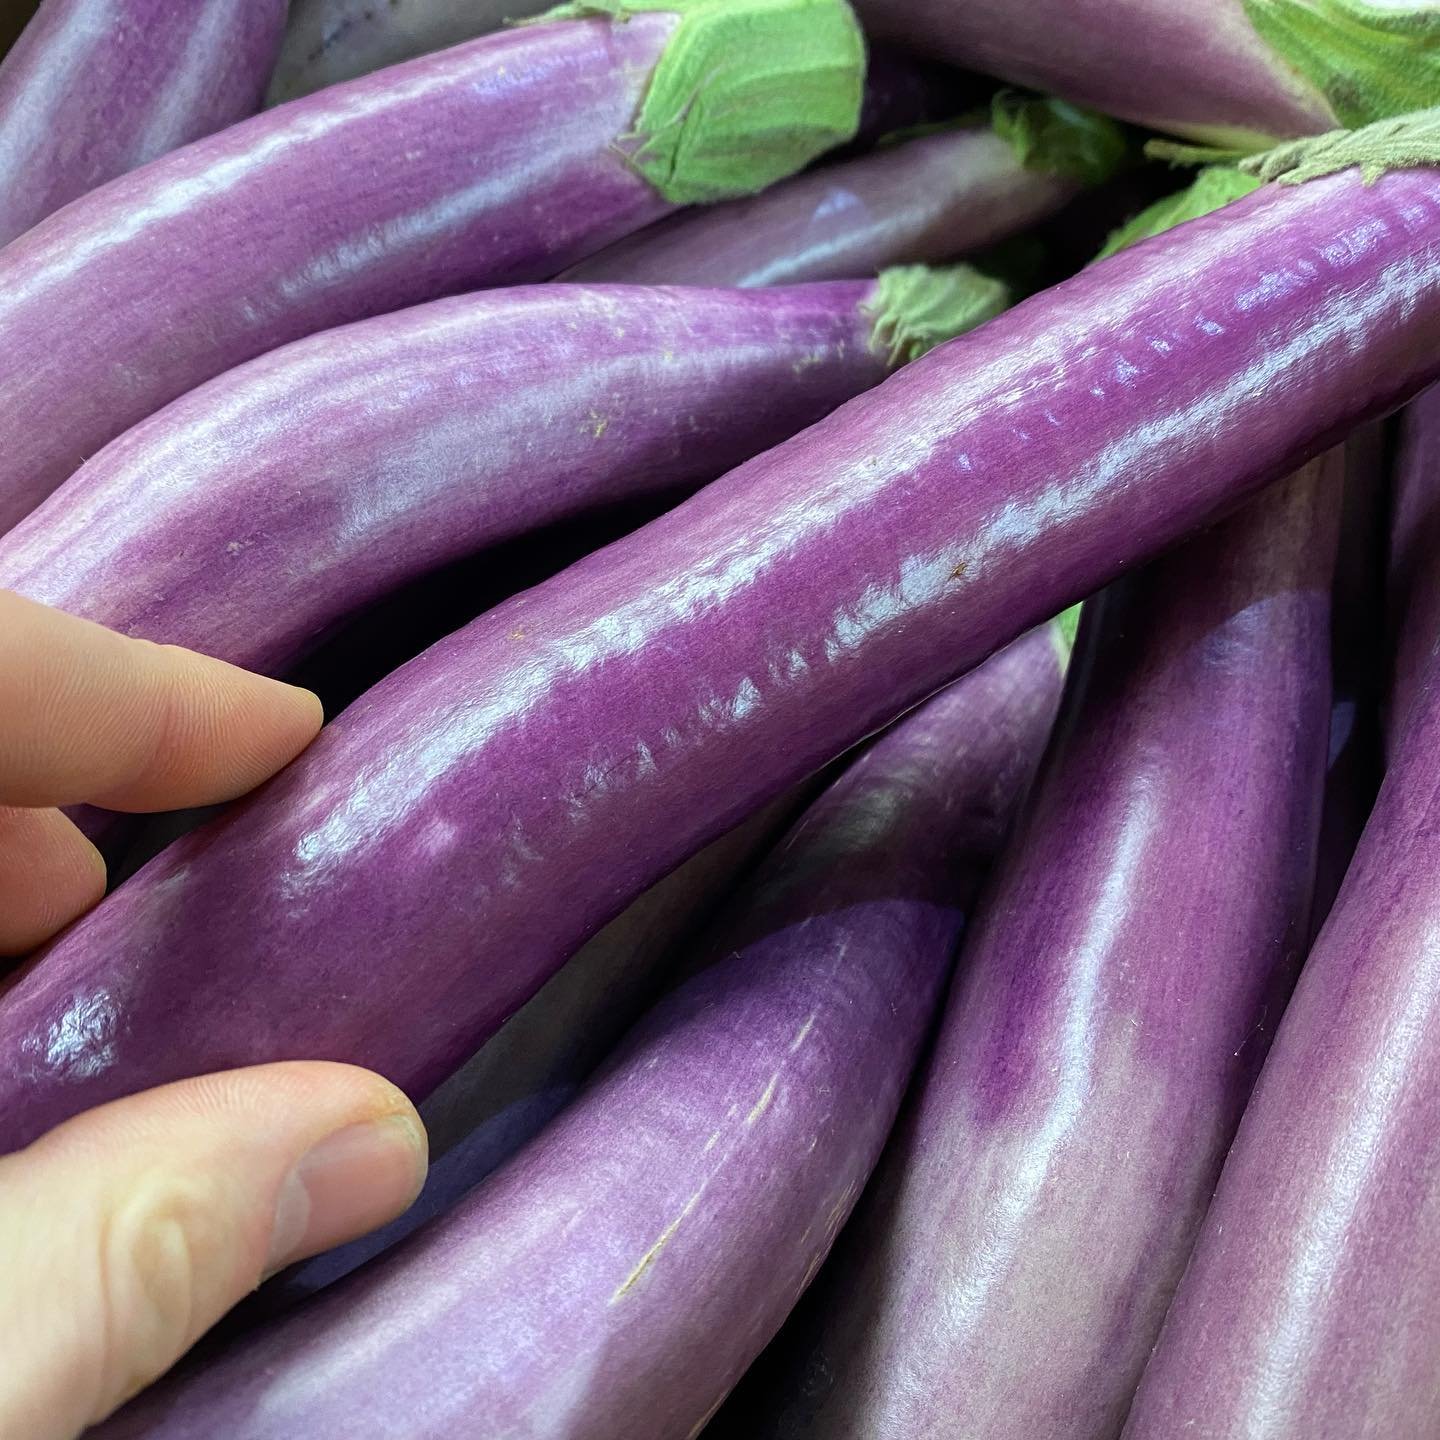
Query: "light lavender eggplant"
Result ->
[[96, 629, 1068, 1440], [1120, 497, 1440, 1440], [1387, 383, 1440, 752], [853, 0, 1440, 147], [0, 278, 936, 677], [717, 459, 1338, 1440], [0, 0, 287, 247], [0, 0, 865, 534], [4, 136, 1440, 1153], [562, 124, 1081, 288]]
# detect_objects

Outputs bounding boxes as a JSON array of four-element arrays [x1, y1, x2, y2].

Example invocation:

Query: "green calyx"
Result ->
[[1053, 603, 1084, 662], [1097, 166, 1264, 258], [865, 264, 1011, 368], [1143, 137, 1264, 166], [538, 0, 865, 206], [1244, 0, 1440, 130], [990, 90, 1133, 185], [876, 113, 988, 149], [1241, 104, 1440, 185]]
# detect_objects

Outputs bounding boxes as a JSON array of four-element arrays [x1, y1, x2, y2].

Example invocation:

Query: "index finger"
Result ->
[[0, 591, 323, 811]]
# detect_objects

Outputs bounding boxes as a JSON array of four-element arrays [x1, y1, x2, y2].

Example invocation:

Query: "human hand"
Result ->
[[0, 592, 428, 1439]]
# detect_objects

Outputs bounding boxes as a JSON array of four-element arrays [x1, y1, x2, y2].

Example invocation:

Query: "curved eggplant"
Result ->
[[3, 152, 1440, 1152], [562, 126, 1078, 287], [852, 0, 1440, 147], [0, 281, 899, 677], [1122, 492, 1440, 1440]]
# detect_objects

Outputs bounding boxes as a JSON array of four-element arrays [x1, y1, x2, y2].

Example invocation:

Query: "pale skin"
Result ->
[[0, 591, 429, 1439]]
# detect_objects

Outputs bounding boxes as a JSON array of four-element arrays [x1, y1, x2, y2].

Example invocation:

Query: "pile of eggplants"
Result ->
[[7, 1, 1440, 1436]]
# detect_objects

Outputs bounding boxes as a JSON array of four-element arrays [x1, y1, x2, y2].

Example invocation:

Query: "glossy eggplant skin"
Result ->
[[0, 282, 887, 676], [1121, 551, 1440, 1440], [96, 632, 1066, 1440], [3, 166, 1440, 1153], [0, 0, 287, 247], [720, 461, 1338, 1440], [853, 0, 1330, 147], [268, 0, 549, 103], [1387, 384, 1440, 753], [562, 128, 1076, 287], [0, 15, 677, 534]]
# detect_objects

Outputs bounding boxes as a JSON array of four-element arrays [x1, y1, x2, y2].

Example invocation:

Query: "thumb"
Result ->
[[0, 1062, 428, 1440]]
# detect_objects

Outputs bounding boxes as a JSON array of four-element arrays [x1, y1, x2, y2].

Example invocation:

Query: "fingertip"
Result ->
[[266, 1110, 428, 1276], [271, 679, 325, 756], [97, 650, 325, 813], [0, 808, 107, 957], [222, 665, 324, 772], [0, 596, 325, 813]]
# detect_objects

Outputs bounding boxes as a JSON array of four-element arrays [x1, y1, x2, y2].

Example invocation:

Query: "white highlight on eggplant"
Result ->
[[1233, 913, 1440, 1433], [940, 782, 1156, 1331], [18, 985, 120, 1081]]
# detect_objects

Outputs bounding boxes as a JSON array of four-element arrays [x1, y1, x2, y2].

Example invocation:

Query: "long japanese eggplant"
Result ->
[[563, 96, 1124, 286], [853, 0, 1440, 147], [3, 125, 1440, 1152], [1122, 480, 1440, 1440]]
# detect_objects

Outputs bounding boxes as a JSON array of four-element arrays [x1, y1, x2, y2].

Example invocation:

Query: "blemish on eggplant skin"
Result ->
[[746, 1073, 780, 1125], [610, 1190, 704, 1304], [950, 561, 969, 581]]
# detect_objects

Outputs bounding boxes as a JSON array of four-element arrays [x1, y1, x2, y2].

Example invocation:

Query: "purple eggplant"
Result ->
[[97, 629, 1068, 1440], [1120, 505, 1440, 1440], [717, 460, 1338, 1440], [268, 0, 550, 103], [4, 128, 1440, 1152], [0, 0, 865, 534], [0, 0, 287, 247], [853, 0, 1440, 147], [562, 95, 1125, 287], [1387, 383, 1440, 753], [0, 274, 980, 677]]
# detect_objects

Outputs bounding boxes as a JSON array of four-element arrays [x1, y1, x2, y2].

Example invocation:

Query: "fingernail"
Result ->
[[266, 1113, 427, 1275]]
